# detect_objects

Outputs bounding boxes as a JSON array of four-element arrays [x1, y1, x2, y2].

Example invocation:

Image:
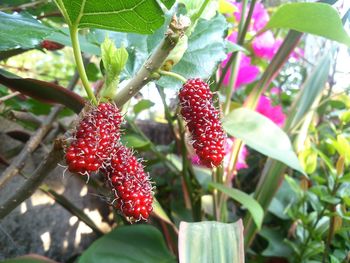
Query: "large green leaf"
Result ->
[[223, 108, 304, 174], [54, 0, 164, 34], [286, 54, 331, 129], [78, 225, 176, 263], [210, 183, 264, 229], [0, 12, 54, 51], [178, 220, 244, 263], [266, 3, 350, 46], [0, 69, 85, 113]]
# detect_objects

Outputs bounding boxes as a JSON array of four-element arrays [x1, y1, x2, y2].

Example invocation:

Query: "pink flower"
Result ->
[[252, 31, 276, 60], [221, 32, 260, 88], [224, 137, 248, 170], [233, 1, 269, 32], [221, 54, 260, 88], [256, 95, 286, 127]]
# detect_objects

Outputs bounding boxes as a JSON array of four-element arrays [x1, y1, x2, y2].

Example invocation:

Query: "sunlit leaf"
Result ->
[[266, 3, 350, 46], [223, 108, 304, 174], [179, 220, 244, 263], [54, 0, 164, 34]]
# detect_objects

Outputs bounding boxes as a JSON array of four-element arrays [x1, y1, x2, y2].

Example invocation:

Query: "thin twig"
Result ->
[[0, 139, 64, 219], [0, 71, 80, 189], [9, 110, 42, 126], [0, 92, 20, 103]]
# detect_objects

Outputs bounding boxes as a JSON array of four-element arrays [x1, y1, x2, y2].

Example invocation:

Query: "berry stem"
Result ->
[[158, 70, 187, 83], [70, 26, 98, 106]]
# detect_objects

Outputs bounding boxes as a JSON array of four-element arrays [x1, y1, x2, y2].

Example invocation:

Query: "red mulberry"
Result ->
[[104, 145, 153, 221], [65, 103, 122, 175], [179, 78, 225, 167]]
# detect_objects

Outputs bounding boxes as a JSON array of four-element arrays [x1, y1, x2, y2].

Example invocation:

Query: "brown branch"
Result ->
[[0, 92, 20, 103], [9, 110, 43, 126], [0, 71, 80, 189], [114, 16, 188, 107], [0, 140, 64, 219]]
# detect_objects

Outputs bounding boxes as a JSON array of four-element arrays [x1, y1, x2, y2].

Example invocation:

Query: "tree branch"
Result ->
[[114, 16, 187, 107], [0, 71, 80, 189], [0, 139, 64, 219]]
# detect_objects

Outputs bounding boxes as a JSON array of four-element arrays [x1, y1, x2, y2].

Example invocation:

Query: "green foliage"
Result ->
[[0, 12, 53, 51], [266, 3, 350, 46], [210, 183, 264, 229], [179, 220, 244, 263], [78, 225, 176, 263], [0, 69, 85, 113], [54, 0, 165, 34], [100, 36, 128, 99], [223, 108, 304, 173]]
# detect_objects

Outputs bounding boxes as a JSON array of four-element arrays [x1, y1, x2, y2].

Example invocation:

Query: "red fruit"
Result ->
[[104, 145, 153, 221], [40, 40, 64, 51], [179, 78, 225, 167], [65, 103, 122, 175]]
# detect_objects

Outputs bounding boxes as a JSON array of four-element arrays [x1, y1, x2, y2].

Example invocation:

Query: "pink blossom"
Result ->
[[233, 1, 269, 32], [256, 95, 286, 127], [224, 137, 248, 170], [221, 31, 260, 88], [252, 31, 276, 60]]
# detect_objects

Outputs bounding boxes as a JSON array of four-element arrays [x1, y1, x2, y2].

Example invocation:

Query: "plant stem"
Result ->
[[70, 26, 97, 105], [216, 0, 256, 91], [191, 0, 211, 23], [158, 70, 187, 83], [114, 16, 184, 107]]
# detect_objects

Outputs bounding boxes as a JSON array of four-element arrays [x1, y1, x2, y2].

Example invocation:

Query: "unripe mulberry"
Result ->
[[40, 40, 64, 51], [65, 103, 122, 175], [179, 78, 225, 167], [104, 145, 153, 221]]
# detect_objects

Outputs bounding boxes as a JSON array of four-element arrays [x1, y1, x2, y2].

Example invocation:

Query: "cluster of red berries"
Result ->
[[65, 103, 153, 221], [40, 40, 64, 51], [179, 79, 225, 167]]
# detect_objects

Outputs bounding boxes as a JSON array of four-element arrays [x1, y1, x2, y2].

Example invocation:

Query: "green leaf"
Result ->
[[160, 0, 176, 9], [134, 99, 155, 115], [210, 182, 264, 229], [223, 108, 304, 174], [287, 54, 331, 129], [0, 69, 85, 113], [1, 254, 57, 263], [153, 198, 175, 227], [178, 220, 244, 263], [100, 36, 128, 99], [266, 3, 350, 46], [54, 0, 164, 34], [259, 228, 292, 257], [78, 225, 176, 263], [158, 14, 228, 89], [121, 134, 150, 149], [0, 12, 54, 51], [47, 29, 101, 55]]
